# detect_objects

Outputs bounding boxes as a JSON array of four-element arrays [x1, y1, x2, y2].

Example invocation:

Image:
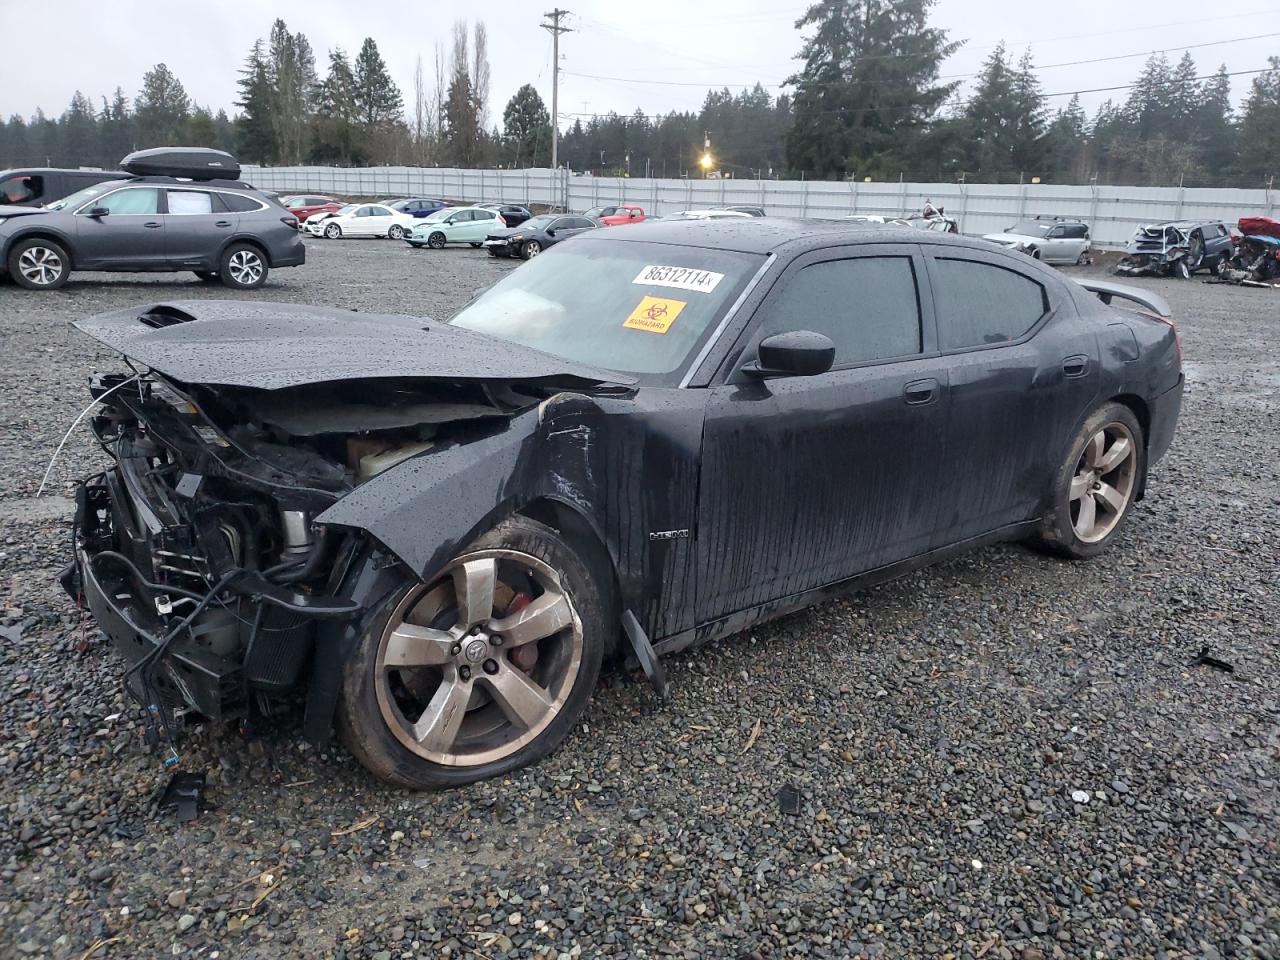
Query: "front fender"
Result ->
[[316, 394, 604, 583]]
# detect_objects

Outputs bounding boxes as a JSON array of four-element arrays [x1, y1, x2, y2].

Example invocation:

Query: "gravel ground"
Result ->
[[1, 240, 1277, 960]]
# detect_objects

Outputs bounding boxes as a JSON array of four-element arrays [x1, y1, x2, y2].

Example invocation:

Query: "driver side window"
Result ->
[[89, 188, 161, 215], [758, 257, 923, 367]]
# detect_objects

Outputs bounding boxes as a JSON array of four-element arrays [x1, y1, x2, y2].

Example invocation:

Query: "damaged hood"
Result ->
[[73, 300, 634, 391]]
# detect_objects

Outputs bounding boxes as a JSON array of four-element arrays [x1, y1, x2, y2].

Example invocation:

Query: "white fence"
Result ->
[[243, 165, 1279, 250]]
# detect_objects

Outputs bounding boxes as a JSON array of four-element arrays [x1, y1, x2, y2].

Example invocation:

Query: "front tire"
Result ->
[[522, 239, 543, 259], [219, 243, 268, 289], [1032, 402, 1145, 560], [9, 237, 70, 290], [338, 515, 611, 789], [427, 232, 446, 249], [324, 223, 342, 239]]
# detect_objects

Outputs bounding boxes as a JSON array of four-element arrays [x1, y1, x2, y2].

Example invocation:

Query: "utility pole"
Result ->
[[541, 9, 572, 169]]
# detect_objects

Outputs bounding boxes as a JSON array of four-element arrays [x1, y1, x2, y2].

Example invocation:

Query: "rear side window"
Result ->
[[167, 190, 213, 215], [759, 256, 922, 366], [932, 258, 1047, 350], [218, 192, 263, 213]]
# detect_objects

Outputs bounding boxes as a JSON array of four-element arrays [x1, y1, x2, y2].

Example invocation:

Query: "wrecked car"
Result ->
[[1114, 220, 1232, 279], [66, 220, 1184, 789], [1216, 217, 1280, 285]]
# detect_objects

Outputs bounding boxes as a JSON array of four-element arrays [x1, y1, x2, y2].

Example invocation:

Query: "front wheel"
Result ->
[[522, 239, 543, 259], [338, 515, 611, 789], [1174, 258, 1191, 280], [219, 243, 268, 289], [1032, 402, 1145, 560], [324, 223, 342, 239], [427, 232, 446, 249], [8, 237, 70, 290], [388, 224, 406, 240]]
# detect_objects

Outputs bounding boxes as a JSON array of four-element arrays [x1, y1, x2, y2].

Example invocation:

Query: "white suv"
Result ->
[[984, 217, 1092, 265]]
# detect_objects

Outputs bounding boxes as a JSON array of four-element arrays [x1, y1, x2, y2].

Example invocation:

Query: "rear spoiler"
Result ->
[[1073, 278, 1171, 318]]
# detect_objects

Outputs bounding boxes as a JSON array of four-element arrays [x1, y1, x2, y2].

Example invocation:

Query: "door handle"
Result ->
[[1063, 355, 1089, 378], [904, 378, 939, 406], [214, 220, 232, 228], [143, 221, 162, 228]]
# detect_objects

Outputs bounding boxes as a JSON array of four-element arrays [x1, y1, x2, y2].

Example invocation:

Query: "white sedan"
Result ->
[[659, 209, 753, 221], [306, 203, 417, 240]]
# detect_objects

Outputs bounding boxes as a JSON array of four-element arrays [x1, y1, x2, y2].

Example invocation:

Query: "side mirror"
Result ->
[[545, 228, 556, 237], [88, 206, 110, 218], [743, 331, 835, 378]]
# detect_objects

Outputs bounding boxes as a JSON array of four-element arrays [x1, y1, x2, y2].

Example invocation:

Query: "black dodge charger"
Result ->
[[66, 220, 1183, 789]]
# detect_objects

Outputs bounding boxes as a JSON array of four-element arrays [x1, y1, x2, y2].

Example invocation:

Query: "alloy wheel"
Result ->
[[227, 250, 264, 286], [374, 549, 583, 766], [325, 223, 341, 239], [524, 240, 542, 258], [18, 245, 64, 286], [389, 225, 405, 240], [1069, 422, 1138, 543]]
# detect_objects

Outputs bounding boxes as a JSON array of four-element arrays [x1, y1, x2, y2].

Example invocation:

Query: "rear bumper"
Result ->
[[271, 236, 306, 267], [1148, 373, 1183, 465]]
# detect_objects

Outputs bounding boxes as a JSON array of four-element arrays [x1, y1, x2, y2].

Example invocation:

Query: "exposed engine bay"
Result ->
[[68, 368, 546, 744]]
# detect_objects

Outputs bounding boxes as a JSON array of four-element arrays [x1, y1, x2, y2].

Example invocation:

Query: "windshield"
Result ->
[[449, 238, 764, 383], [45, 180, 131, 212], [1008, 221, 1052, 237], [423, 207, 458, 222], [520, 215, 556, 231], [584, 206, 616, 218]]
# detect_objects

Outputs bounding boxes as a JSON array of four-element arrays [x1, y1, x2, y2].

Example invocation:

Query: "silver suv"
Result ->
[[0, 149, 304, 291], [983, 216, 1091, 265]]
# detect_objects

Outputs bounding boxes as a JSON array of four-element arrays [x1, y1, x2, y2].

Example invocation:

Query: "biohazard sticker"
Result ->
[[623, 296, 686, 334], [632, 264, 724, 293]]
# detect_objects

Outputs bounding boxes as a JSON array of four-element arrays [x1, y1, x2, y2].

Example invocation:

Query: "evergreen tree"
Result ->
[[1238, 56, 1280, 180], [61, 91, 99, 165], [1168, 52, 1200, 144], [134, 63, 191, 146], [1196, 65, 1237, 177], [236, 40, 277, 163], [187, 107, 218, 147], [1125, 53, 1174, 140], [1041, 94, 1088, 182], [6, 114, 30, 165], [313, 48, 363, 164], [785, 0, 960, 178], [99, 89, 134, 166], [353, 38, 403, 127], [502, 84, 551, 167], [267, 20, 318, 163]]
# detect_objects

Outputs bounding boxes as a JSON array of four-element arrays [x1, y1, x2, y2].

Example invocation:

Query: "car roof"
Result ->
[[581, 217, 1000, 256]]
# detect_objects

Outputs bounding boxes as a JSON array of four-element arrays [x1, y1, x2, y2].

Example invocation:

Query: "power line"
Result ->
[[561, 30, 1280, 91], [559, 66, 1273, 124]]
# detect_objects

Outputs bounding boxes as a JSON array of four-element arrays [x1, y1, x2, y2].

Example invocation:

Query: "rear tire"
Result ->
[[1031, 402, 1145, 560], [219, 243, 268, 289], [8, 237, 70, 290], [193, 270, 219, 282], [388, 225, 406, 240], [469, 242, 481, 249], [338, 515, 611, 789]]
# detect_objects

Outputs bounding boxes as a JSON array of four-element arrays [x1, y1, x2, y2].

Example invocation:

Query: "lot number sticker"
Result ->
[[624, 296, 686, 334], [633, 264, 724, 293]]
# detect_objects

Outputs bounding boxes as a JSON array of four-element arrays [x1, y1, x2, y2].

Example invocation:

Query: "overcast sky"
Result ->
[[5, 0, 1279, 128]]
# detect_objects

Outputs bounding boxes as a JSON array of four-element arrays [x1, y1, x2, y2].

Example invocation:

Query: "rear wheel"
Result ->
[[219, 243, 268, 289], [469, 242, 482, 249], [428, 232, 446, 249], [1032, 402, 1145, 560], [9, 238, 70, 290], [522, 239, 543, 259], [193, 270, 219, 282], [338, 515, 611, 789], [388, 224, 406, 240]]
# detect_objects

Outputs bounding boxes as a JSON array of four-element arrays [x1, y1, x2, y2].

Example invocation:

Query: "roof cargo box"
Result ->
[[120, 147, 241, 181]]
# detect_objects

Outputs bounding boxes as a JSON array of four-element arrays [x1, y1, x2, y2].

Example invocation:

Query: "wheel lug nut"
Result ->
[[483, 659, 498, 675], [450, 643, 461, 655], [459, 665, 472, 681], [490, 635, 503, 646]]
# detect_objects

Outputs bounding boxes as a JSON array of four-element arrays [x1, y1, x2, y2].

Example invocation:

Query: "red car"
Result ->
[[280, 195, 343, 220], [584, 203, 645, 226]]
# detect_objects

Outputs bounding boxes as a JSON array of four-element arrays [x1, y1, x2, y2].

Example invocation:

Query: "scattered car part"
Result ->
[[1115, 221, 1232, 279]]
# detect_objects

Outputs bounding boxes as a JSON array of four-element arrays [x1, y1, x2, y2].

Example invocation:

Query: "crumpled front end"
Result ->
[[65, 374, 387, 733]]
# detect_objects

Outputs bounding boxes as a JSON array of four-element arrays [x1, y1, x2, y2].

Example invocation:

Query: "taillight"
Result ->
[[281, 216, 300, 230]]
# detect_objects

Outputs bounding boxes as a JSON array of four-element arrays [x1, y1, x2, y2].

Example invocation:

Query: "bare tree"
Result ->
[[471, 21, 491, 131], [413, 54, 427, 163], [432, 40, 447, 151]]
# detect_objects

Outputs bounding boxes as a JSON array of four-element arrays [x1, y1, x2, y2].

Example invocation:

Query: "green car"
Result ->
[[407, 206, 505, 249]]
